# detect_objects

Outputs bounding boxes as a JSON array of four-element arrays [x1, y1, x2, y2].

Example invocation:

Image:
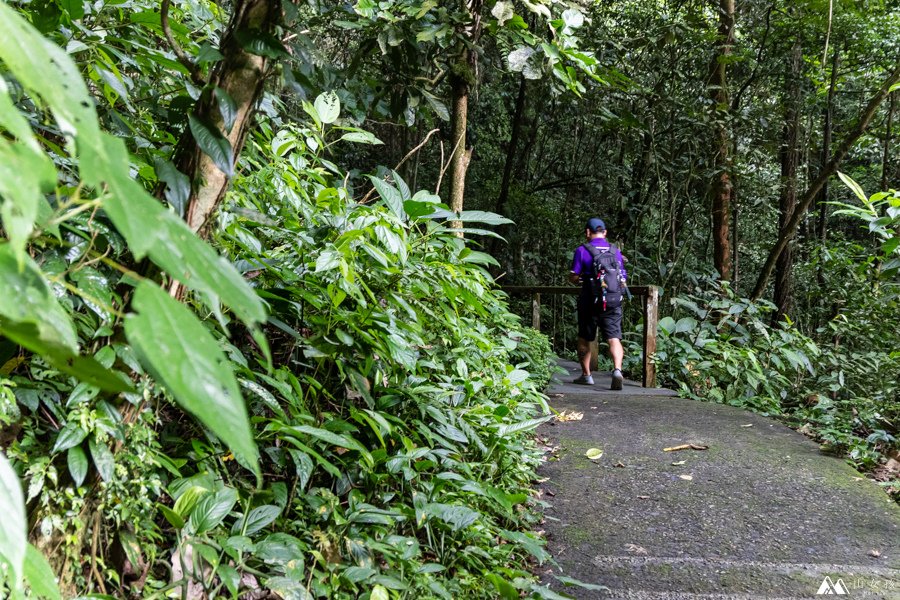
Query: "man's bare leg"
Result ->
[[577, 337, 592, 376], [608, 338, 623, 370]]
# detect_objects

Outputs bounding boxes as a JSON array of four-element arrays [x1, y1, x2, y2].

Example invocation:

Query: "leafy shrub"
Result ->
[[655, 277, 898, 472], [1, 87, 562, 597]]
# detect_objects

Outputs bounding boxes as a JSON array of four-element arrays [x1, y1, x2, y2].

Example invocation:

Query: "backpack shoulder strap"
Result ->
[[583, 243, 605, 256]]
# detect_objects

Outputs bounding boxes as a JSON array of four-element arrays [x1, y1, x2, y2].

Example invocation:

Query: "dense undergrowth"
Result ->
[[0, 8, 565, 594], [654, 265, 899, 497], [0, 113, 570, 599]]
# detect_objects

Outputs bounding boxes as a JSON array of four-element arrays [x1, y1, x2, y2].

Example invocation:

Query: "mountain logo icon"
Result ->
[[816, 576, 849, 595]]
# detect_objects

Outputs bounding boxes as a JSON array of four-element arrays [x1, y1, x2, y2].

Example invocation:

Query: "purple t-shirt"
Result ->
[[571, 238, 627, 281]]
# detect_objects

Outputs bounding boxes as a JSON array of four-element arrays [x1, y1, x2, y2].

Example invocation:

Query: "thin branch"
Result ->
[[822, 0, 833, 76], [359, 128, 441, 204], [161, 0, 205, 86], [395, 128, 440, 171], [436, 136, 465, 196]]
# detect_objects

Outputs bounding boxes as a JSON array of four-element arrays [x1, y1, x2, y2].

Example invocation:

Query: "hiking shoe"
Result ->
[[572, 374, 594, 385], [611, 369, 624, 391]]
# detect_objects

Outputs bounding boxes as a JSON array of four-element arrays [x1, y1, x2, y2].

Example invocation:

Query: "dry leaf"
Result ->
[[555, 410, 584, 422], [545, 489, 556, 497], [741, 424, 753, 428], [870, 549, 881, 558], [664, 444, 690, 452], [664, 443, 709, 452], [678, 474, 693, 481], [671, 460, 686, 466], [624, 544, 648, 555], [614, 462, 626, 468], [636, 495, 650, 500]]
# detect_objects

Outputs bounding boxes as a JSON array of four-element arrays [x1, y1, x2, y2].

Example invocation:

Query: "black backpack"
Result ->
[[583, 243, 624, 308]]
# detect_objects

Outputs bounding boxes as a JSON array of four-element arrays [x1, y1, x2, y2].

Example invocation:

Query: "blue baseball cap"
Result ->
[[586, 217, 606, 232]]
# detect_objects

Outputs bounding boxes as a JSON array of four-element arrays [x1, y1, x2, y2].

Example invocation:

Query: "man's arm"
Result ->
[[570, 246, 585, 284]]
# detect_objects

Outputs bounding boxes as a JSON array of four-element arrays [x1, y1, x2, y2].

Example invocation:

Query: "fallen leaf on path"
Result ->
[[555, 410, 584, 422], [614, 462, 626, 468], [870, 549, 881, 558], [663, 444, 709, 452], [590, 406, 597, 409], [625, 544, 648, 555], [678, 474, 693, 481], [636, 495, 650, 500], [741, 424, 753, 428], [545, 490, 556, 497], [549, 394, 564, 398], [585, 448, 604, 460], [671, 460, 686, 466]]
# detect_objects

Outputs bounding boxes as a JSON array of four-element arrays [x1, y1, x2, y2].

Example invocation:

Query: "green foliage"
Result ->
[[656, 277, 898, 472], [0, 5, 559, 592], [0, 0, 263, 482], [656, 282, 819, 415]]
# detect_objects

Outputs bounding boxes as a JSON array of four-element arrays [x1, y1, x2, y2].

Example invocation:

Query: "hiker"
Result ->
[[569, 217, 627, 389]]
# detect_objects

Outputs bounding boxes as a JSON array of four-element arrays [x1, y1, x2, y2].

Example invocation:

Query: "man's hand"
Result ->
[[568, 272, 581, 285]]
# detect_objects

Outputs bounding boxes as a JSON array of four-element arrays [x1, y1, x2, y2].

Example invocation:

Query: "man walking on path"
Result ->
[[569, 218, 627, 389]]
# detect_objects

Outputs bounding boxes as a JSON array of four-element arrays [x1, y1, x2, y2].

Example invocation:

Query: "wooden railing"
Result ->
[[500, 285, 660, 388]]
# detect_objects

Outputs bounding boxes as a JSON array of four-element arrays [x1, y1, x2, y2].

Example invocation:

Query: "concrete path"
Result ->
[[538, 361, 900, 599]]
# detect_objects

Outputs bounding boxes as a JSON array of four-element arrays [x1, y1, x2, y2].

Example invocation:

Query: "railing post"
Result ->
[[642, 285, 659, 388], [532, 293, 541, 330]]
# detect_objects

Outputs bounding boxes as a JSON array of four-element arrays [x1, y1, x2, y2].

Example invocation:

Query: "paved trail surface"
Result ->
[[538, 361, 900, 599]]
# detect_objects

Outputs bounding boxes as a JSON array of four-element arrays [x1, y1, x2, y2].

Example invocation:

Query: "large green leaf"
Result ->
[[189, 114, 234, 177], [94, 134, 265, 326], [23, 544, 61, 600], [190, 487, 238, 534], [67, 446, 88, 488], [0, 3, 102, 150], [0, 245, 129, 392], [314, 91, 340, 124], [0, 244, 77, 354], [124, 282, 259, 474], [368, 176, 404, 219], [0, 83, 56, 260], [0, 451, 26, 591]]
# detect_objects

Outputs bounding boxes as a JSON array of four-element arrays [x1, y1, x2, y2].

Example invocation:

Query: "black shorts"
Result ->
[[577, 296, 623, 342]]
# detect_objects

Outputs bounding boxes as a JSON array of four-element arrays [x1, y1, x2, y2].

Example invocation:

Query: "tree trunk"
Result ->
[[708, 0, 735, 281], [447, 0, 483, 231], [494, 75, 527, 217], [175, 0, 282, 238], [882, 90, 896, 191], [750, 60, 900, 301], [817, 48, 840, 240], [773, 35, 803, 323], [489, 75, 527, 258]]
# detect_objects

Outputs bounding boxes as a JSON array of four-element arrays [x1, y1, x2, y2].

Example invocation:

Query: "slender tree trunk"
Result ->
[[882, 90, 897, 191], [731, 135, 739, 290], [494, 76, 527, 217], [488, 75, 527, 260], [447, 0, 483, 231], [174, 0, 281, 238], [448, 66, 471, 218], [708, 0, 735, 281], [773, 35, 803, 322], [817, 48, 840, 240], [751, 61, 900, 301]]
